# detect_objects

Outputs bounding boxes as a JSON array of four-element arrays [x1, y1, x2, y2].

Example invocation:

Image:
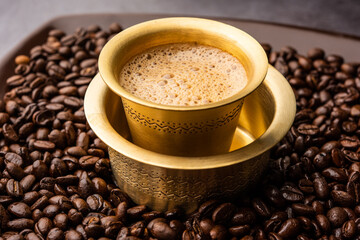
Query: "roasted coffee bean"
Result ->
[[5, 100, 18, 115], [331, 148, 345, 167], [313, 152, 332, 170], [31, 195, 48, 211], [92, 177, 107, 196], [67, 146, 87, 157], [312, 220, 323, 238], [47, 227, 64, 240], [212, 203, 235, 224], [114, 201, 128, 224], [265, 185, 287, 207], [182, 229, 196, 240], [296, 216, 312, 233], [43, 85, 59, 99], [270, 211, 287, 222], [169, 219, 184, 236], [109, 22, 122, 33], [79, 155, 99, 169], [291, 203, 315, 216], [24, 232, 42, 240], [343, 149, 360, 162], [77, 171, 94, 198], [3, 123, 19, 142], [197, 218, 213, 237], [53, 213, 68, 230], [264, 218, 282, 233], [76, 132, 90, 150], [308, 203, 324, 219], [65, 229, 83, 240], [67, 208, 83, 225], [0, 112, 9, 125], [6, 179, 23, 197], [84, 223, 104, 238], [39, 189, 54, 198], [252, 198, 271, 218], [36, 127, 49, 140], [7, 218, 34, 231], [7, 202, 30, 221], [231, 208, 256, 225], [43, 204, 60, 218], [298, 178, 314, 194], [49, 195, 72, 212], [34, 109, 56, 126], [23, 191, 39, 205], [72, 197, 88, 215], [104, 219, 123, 238], [6, 162, 25, 180], [86, 194, 104, 211], [75, 224, 88, 239], [147, 218, 176, 240], [322, 167, 348, 182], [20, 174, 36, 193], [56, 175, 78, 185], [342, 219, 356, 238], [33, 140, 55, 151], [314, 177, 330, 199], [327, 207, 348, 227], [49, 159, 68, 178], [307, 48, 325, 59], [35, 217, 53, 236], [32, 160, 48, 180], [340, 135, 359, 149], [6, 75, 25, 87], [316, 214, 331, 234], [297, 123, 320, 135], [64, 96, 82, 108], [40, 177, 56, 191], [331, 190, 355, 207], [228, 225, 250, 237], [127, 205, 147, 221], [343, 207, 357, 220], [140, 211, 162, 223], [129, 221, 145, 237], [280, 184, 304, 202], [48, 65, 66, 81], [209, 225, 228, 240], [93, 138, 107, 151], [59, 86, 78, 96], [56, 111, 73, 121], [5, 152, 24, 167], [64, 124, 76, 146], [277, 218, 300, 238]]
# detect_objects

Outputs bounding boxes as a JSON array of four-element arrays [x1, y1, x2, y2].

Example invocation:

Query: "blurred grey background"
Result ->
[[0, 0, 359, 60]]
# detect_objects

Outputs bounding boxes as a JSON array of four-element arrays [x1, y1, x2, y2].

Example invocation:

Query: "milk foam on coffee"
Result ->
[[119, 43, 247, 106]]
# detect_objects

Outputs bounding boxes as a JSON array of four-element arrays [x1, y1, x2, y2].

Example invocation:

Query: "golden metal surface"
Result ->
[[98, 17, 268, 156], [84, 65, 296, 214]]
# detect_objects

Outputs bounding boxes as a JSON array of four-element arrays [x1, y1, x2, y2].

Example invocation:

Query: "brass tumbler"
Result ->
[[98, 17, 268, 156]]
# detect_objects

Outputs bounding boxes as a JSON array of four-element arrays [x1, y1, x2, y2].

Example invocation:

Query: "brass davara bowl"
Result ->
[[84, 65, 295, 214]]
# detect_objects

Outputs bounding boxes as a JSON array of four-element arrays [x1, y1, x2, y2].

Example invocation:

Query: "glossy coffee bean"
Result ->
[[2, 25, 360, 239]]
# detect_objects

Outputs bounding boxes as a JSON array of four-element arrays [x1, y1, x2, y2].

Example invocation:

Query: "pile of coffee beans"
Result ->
[[0, 22, 360, 240]]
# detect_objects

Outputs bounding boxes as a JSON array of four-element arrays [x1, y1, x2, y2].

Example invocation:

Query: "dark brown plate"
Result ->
[[1, 13, 360, 97]]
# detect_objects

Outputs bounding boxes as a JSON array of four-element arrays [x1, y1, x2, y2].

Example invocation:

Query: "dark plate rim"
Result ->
[[1, 12, 360, 65]]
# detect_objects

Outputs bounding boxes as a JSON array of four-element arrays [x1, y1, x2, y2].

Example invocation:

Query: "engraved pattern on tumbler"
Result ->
[[122, 101, 243, 134]]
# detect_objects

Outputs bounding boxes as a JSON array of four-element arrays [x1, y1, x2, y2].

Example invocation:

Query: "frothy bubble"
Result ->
[[119, 43, 247, 106]]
